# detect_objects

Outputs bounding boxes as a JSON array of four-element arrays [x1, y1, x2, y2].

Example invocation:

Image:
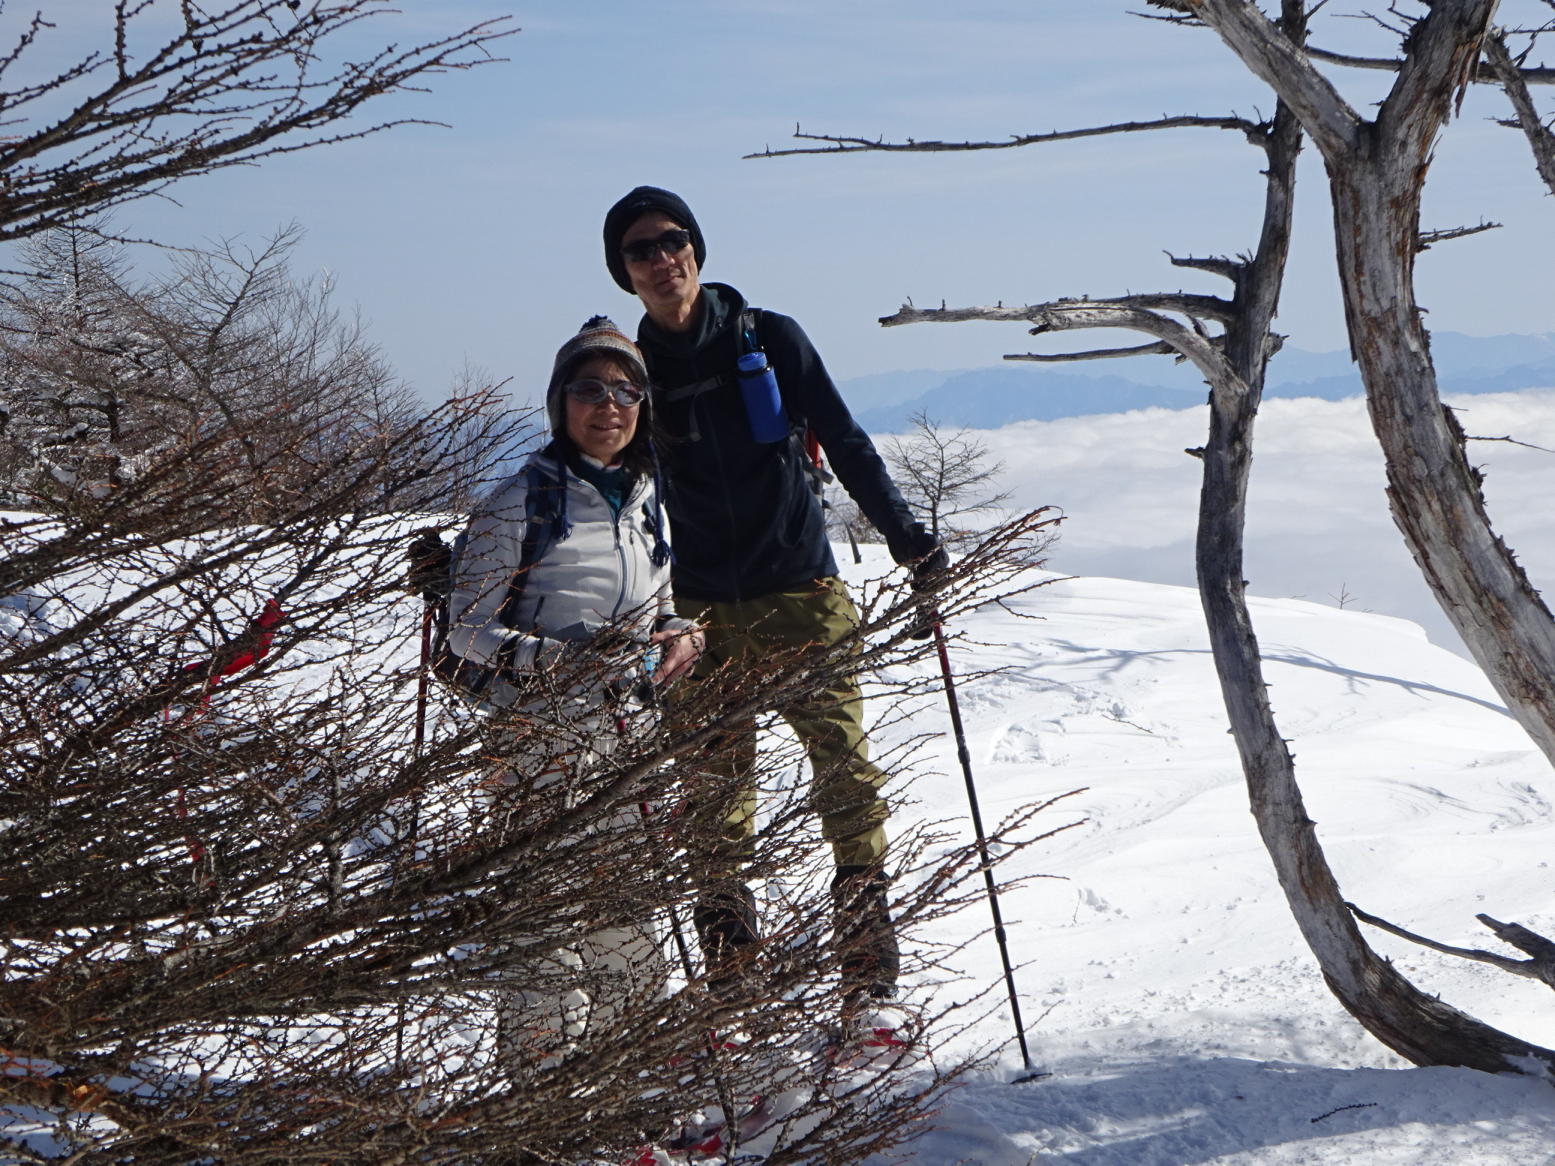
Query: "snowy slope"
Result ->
[[845, 551, 1555, 1165]]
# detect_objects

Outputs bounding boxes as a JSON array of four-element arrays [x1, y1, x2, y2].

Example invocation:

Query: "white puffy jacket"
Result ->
[[447, 448, 692, 706]]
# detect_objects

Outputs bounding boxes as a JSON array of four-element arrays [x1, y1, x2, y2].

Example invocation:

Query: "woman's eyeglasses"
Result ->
[[620, 229, 692, 264], [564, 378, 647, 407]]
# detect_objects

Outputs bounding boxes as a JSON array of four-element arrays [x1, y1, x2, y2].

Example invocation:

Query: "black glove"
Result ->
[[907, 545, 950, 639], [912, 545, 950, 591], [405, 530, 452, 602]]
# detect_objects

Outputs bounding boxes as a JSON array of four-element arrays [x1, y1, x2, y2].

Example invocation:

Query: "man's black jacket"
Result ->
[[636, 282, 933, 603]]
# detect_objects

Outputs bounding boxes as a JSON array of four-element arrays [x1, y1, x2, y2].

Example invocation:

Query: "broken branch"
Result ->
[[1004, 341, 1181, 362], [1417, 220, 1503, 249], [744, 114, 1271, 160], [1348, 902, 1555, 989]]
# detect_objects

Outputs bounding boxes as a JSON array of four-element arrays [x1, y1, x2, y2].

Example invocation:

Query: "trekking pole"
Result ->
[[612, 676, 700, 987], [930, 616, 1044, 1082], [639, 798, 699, 984], [620, 703, 741, 1142], [395, 604, 435, 1076], [414, 605, 433, 757]]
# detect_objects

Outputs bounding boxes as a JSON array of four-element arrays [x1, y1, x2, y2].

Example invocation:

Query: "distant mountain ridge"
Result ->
[[844, 331, 1555, 433]]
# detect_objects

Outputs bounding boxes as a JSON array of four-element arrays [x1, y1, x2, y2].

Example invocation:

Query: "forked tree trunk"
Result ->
[[1193, 0, 1555, 1076], [1199, 127, 1554, 1081], [1197, 0, 1555, 765]]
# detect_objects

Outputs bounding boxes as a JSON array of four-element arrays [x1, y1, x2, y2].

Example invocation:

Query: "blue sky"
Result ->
[[34, 1, 1555, 408]]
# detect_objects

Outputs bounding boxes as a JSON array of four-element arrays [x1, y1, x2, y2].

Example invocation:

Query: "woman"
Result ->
[[446, 315, 702, 1072]]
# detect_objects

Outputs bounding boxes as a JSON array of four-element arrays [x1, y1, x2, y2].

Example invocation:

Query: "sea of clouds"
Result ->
[[943, 389, 1555, 656]]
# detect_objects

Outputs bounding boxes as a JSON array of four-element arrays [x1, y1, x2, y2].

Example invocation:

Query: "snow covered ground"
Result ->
[[844, 551, 1555, 1165]]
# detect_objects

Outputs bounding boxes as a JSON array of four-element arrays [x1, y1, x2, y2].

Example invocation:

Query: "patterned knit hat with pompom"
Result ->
[[546, 315, 649, 435]]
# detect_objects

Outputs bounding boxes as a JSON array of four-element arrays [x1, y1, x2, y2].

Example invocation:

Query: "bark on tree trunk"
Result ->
[[1331, 153, 1555, 764]]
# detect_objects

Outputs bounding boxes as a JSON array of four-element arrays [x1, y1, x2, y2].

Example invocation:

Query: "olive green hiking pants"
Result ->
[[674, 577, 888, 870]]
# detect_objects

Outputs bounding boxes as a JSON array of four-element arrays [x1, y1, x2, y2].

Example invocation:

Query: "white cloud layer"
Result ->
[[931, 390, 1555, 656]]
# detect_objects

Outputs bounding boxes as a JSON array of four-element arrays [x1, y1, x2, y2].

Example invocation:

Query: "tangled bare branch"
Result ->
[[0, 1, 514, 242], [2, 340, 1072, 1158]]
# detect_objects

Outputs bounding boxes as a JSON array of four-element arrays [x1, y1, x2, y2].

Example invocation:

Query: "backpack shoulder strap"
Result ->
[[745, 307, 828, 489], [494, 457, 568, 629], [663, 375, 725, 403], [665, 307, 765, 404]]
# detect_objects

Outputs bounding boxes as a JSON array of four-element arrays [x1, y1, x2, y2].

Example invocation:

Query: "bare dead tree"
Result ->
[[884, 410, 1015, 553], [752, 0, 1555, 1079], [0, 2, 512, 243]]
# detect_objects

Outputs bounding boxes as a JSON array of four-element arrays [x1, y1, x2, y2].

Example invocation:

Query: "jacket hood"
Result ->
[[639, 282, 747, 356]]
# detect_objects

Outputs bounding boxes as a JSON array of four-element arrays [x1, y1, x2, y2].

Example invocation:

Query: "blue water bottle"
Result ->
[[737, 350, 788, 444]]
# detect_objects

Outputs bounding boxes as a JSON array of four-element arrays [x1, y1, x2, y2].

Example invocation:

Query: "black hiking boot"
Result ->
[[831, 864, 900, 1010], [692, 882, 760, 1004]]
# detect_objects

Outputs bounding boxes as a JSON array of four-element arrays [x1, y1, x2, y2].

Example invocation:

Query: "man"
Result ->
[[602, 186, 945, 1028]]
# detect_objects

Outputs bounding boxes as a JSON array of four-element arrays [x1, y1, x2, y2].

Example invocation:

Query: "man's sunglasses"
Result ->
[[620, 228, 692, 264], [564, 378, 647, 407]]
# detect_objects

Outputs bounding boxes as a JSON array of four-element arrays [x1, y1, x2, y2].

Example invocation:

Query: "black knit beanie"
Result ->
[[603, 186, 706, 293], [546, 315, 649, 435]]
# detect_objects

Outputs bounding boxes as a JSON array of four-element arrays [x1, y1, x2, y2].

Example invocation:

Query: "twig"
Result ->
[[1311, 1102, 1378, 1123], [1004, 341, 1180, 363], [1417, 220, 1501, 250], [1464, 434, 1555, 454], [1099, 709, 1162, 737]]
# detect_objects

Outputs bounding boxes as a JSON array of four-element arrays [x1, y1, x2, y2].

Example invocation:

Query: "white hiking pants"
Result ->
[[484, 700, 670, 1076]]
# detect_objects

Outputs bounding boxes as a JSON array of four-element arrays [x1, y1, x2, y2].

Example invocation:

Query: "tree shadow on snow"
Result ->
[[1031, 637, 1512, 721], [912, 1054, 1552, 1166], [1261, 648, 1514, 719]]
